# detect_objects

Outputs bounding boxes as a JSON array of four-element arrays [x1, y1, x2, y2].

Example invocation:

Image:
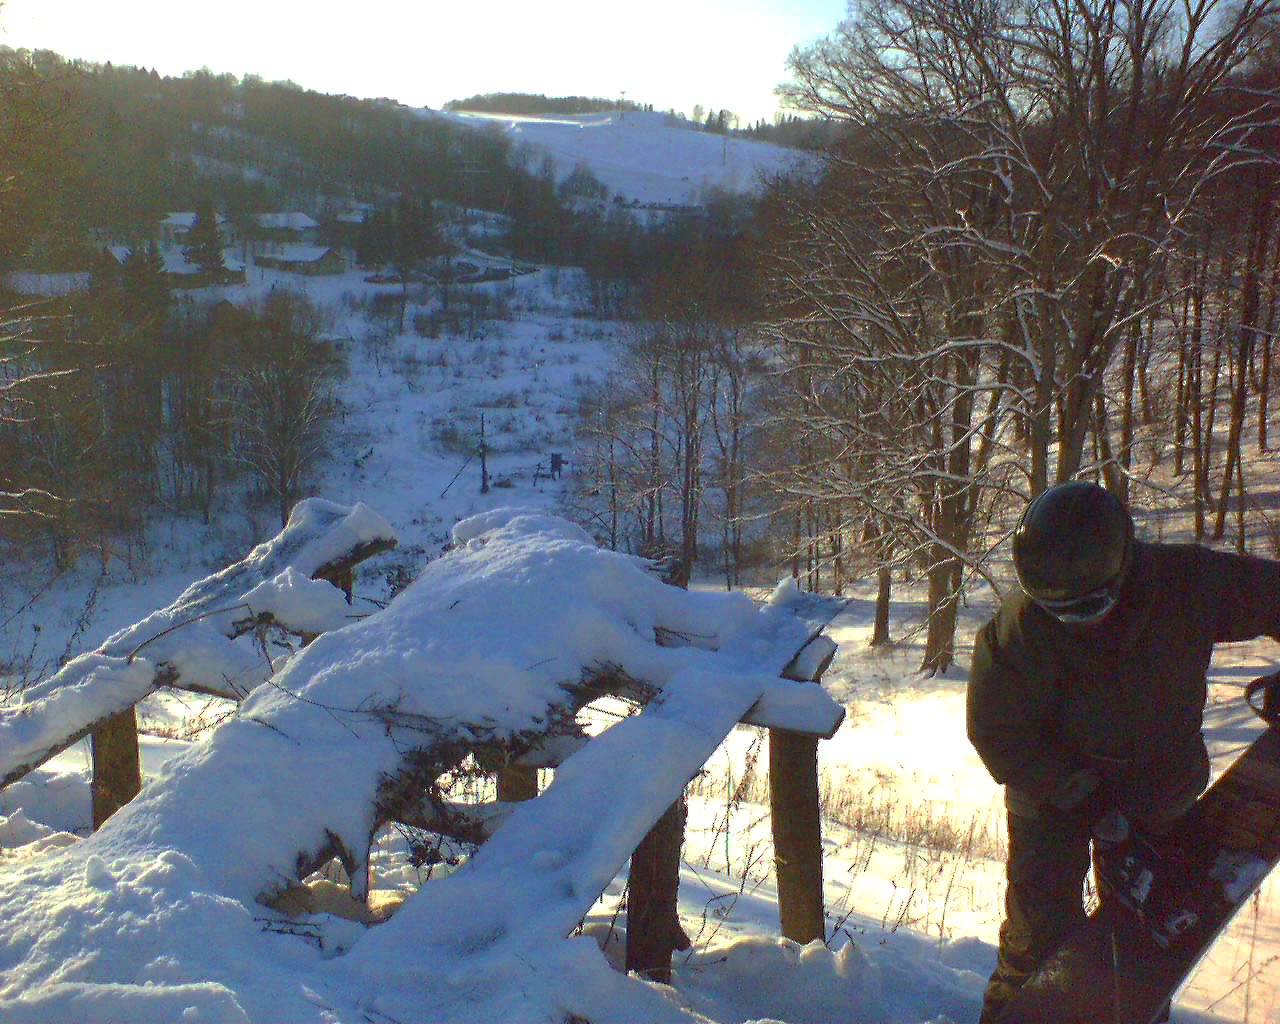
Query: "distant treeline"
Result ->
[[738, 114, 843, 150], [444, 92, 649, 116]]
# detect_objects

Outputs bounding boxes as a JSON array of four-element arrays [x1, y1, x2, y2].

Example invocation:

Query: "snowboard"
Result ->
[[998, 685, 1280, 1024]]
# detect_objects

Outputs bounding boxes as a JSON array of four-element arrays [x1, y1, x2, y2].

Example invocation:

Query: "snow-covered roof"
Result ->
[[1, 272, 89, 296], [261, 244, 334, 263], [108, 244, 245, 274], [161, 211, 229, 228], [254, 212, 320, 231]]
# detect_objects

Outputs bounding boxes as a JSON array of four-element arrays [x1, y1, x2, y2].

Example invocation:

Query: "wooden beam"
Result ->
[[5, 502, 395, 794]]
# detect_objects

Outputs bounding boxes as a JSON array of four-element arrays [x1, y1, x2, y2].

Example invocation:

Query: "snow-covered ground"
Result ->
[[4, 562, 1273, 1023], [4, 214, 1280, 1022]]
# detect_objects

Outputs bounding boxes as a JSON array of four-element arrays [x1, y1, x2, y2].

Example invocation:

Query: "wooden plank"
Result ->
[[362, 670, 768, 978], [740, 682, 845, 737], [496, 765, 538, 803]]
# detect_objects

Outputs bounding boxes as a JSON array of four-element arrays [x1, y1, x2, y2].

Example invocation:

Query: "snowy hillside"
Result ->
[[435, 109, 807, 205]]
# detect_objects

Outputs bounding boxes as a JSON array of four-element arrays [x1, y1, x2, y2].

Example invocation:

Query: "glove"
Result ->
[[1092, 808, 1131, 846], [1041, 768, 1112, 830], [1049, 767, 1102, 812]]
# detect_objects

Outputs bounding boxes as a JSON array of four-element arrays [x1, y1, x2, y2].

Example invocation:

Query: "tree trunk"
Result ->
[[1260, 231, 1280, 452], [1119, 320, 1139, 498], [870, 567, 891, 647], [920, 549, 957, 676], [1175, 286, 1191, 476], [1095, 393, 1124, 496], [1215, 180, 1271, 543]]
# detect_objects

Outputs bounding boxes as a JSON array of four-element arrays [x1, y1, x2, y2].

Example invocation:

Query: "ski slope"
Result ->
[[434, 108, 807, 205]]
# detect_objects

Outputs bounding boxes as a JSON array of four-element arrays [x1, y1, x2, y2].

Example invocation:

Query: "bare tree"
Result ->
[[222, 291, 337, 527], [0, 307, 74, 546], [766, 0, 1279, 671]]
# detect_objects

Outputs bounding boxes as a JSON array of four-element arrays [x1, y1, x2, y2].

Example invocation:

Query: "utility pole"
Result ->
[[479, 413, 489, 494], [619, 89, 626, 120]]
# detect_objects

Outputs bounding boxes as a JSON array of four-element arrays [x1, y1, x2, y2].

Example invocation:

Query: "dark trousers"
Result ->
[[979, 811, 1172, 1024], [979, 810, 1092, 1023]]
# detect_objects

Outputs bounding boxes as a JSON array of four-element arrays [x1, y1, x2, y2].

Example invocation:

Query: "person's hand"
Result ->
[[1042, 767, 1112, 829], [1092, 808, 1130, 846], [1050, 767, 1102, 811]]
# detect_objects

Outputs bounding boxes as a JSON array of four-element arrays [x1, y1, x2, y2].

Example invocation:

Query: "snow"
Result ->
[[0, 655, 155, 779], [4, 534, 1264, 1022], [253, 212, 320, 231], [435, 109, 806, 206], [2, 151, 1273, 1021], [238, 568, 355, 635], [0, 499, 396, 786], [0, 510, 866, 1024], [258, 243, 333, 263], [108, 242, 247, 275]]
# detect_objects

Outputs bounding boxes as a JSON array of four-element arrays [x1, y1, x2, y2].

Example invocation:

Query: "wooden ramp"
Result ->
[[341, 594, 846, 1018], [0, 507, 848, 1024]]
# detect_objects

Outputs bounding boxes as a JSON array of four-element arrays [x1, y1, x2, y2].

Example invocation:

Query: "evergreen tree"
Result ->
[[122, 243, 170, 327], [184, 199, 225, 277], [390, 194, 439, 331], [355, 210, 392, 269]]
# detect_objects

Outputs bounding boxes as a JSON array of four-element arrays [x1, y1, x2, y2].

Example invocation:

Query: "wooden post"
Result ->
[[496, 764, 538, 803], [91, 708, 142, 830], [769, 729, 823, 943], [769, 635, 838, 944], [625, 797, 690, 983]]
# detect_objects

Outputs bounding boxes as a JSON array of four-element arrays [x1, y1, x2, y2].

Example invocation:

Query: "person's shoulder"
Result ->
[[1137, 539, 1234, 572], [1142, 539, 1273, 568], [982, 587, 1042, 649], [1137, 539, 1200, 559], [1139, 539, 1279, 588]]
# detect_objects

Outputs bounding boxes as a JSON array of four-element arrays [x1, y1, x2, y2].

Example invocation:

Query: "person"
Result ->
[[966, 480, 1280, 1023]]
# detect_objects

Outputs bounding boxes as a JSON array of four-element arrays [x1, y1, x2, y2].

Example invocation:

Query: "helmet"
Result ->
[[1012, 481, 1135, 623]]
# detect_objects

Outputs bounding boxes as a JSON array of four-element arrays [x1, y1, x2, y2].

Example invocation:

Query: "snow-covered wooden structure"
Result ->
[[0, 505, 846, 1023]]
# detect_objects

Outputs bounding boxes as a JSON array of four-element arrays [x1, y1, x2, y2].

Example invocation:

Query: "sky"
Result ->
[[0, 0, 847, 126]]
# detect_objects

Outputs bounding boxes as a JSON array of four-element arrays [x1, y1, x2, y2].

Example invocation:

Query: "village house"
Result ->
[[108, 244, 247, 288], [158, 212, 234, 246], [254, 243, 345, 276], [252, 212, 321, 243]]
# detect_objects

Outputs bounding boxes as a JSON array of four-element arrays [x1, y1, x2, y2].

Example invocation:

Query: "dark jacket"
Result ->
[[968, 541, 1280, 829]]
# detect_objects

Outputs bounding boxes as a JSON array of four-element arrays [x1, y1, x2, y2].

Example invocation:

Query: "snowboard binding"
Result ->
[[1096, 827, 1211, 949]]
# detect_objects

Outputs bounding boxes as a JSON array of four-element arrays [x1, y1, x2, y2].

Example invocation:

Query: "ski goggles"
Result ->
[[1033, 582, 1121, 624]]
